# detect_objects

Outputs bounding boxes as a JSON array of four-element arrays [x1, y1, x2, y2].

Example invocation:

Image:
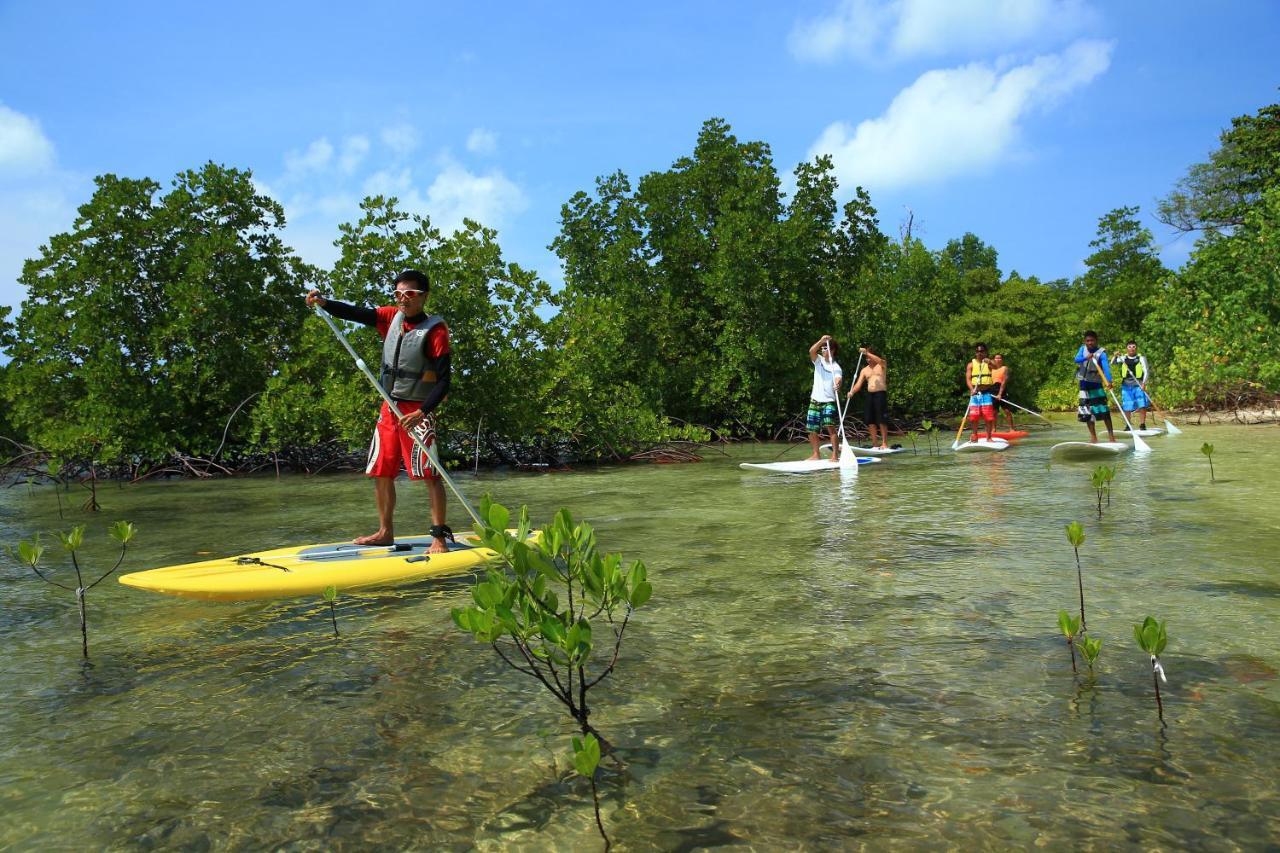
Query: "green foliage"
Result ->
[[1065, 521, 1085, 548], [3, 164, 315, 464], [15, 521, 137, 659], [1079, 636, 1102, 669], [451, 495, 651, 742], [1078, 206, 1168, 338], [1090, 465, 1115, 515], [572, 733, 602, 777], [1133, 617, 1168, 656], [322, 584, 339, 637], [1201, 442, 1216, 481], [1158, 101, 1280, 235], [1143, 117, 1280, 409], [1057, 610, 1080, 641]]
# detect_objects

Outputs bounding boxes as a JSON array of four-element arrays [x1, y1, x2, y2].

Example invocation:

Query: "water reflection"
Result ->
[[1, 427, 1279, 848]]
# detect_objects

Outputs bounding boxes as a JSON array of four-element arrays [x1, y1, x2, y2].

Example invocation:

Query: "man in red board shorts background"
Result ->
[[306, 270, 453, 554]]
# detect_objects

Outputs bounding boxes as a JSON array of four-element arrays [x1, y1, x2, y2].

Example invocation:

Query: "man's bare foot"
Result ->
[[429, 538, 449, 554], [354, 532, 394, 546]]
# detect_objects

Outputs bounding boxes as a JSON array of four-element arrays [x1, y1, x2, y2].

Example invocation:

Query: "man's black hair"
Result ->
[[394, 269, 430, 292], [1083, 330, 1098, 339], [975, 342, 988, 351], [1126, 339, 1137, 346], [825, 339, 840, 358]]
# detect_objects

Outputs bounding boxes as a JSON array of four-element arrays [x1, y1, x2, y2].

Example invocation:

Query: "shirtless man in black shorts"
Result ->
[[846, 346, 890, 449]]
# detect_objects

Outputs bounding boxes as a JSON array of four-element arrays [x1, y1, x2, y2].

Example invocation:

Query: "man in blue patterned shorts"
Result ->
[[804, 334, 843, 462], [1073, 330, 1116, 443]]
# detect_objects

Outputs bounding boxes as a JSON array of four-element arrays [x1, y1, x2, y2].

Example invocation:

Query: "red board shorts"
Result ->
[[367, 401, 440, 481], [967, 391, 995, 422]]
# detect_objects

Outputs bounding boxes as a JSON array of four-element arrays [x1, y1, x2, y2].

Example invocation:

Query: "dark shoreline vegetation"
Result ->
[[1, 102, 1277, 482]]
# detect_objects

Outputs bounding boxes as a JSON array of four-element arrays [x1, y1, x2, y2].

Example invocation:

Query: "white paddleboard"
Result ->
[[740, 457, 882, 473], [821, 443, 906, 457], [1119, 428, 1164, 437], [1050, 441, 1132, 460], [954, 438, 1010, 453]]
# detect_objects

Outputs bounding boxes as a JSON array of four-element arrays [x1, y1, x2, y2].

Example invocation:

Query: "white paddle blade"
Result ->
[[1164, 419, 1183, 435], [839, 442, 858, 476], [1133, 432, 1152, 454]]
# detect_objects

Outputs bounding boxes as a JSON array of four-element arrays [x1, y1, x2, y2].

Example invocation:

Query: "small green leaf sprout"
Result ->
[[322, 584, 339, 637], [1201, 442, 1215, 482], [1065, 522, 1087, 631], [15, 522, 137, 659], [1133, 616, 1169, 725], [1058, 609, 1081, 674]]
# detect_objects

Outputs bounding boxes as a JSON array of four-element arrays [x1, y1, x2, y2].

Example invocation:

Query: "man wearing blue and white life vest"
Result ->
[[804, 334, 843, 462], [305, 270, 453, 554], [1074, 330, 1116, 443], [1112, 340, 1152, 431]]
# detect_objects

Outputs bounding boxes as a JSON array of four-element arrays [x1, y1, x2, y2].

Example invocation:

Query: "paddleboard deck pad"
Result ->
[[1050, 441, 1132, 460], [955, 438, 1010, 453], [119, 531, 527, 601], [740, 457, 881, 473]]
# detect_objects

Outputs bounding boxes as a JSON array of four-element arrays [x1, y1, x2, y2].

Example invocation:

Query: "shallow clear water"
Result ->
[[2, 421, 1279, 849]]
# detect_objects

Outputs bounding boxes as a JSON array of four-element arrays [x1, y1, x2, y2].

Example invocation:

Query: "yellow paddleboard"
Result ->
[[119, 531, 528, 601]]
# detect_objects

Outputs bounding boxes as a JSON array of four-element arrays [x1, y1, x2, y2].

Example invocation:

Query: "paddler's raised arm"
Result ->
[[305, 289, 378, 327], [808, 334, 832, 362]]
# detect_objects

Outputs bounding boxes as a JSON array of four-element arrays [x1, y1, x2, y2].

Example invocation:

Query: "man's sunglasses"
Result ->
[[394, 289, 426, 299]]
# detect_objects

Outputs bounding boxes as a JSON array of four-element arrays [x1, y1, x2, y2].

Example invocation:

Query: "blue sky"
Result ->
[[1, 0, 1277, 320]]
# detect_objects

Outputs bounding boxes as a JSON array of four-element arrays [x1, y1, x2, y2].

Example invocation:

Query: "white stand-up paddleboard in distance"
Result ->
[[1119, 428, 1164, 437], [954, 437, 1010, 453], [1050, 441, 1132, 460], [740, 457, 882, 473]]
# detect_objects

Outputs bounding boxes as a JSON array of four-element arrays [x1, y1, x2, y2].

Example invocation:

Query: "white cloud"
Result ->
[[283, 138, 334, 176], [381, 123, 420, 158], [0, 102, 56, 175], [339, 136, 370, 174], [466, 127, 498, 155], [809, 39, 1112, 190], [425, 159, 528, 234], [0, 104, 81, 314], [790, 0, 1097, 63]]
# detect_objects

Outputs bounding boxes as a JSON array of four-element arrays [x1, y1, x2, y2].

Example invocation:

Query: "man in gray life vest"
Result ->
[[306, 270, 453, 554]]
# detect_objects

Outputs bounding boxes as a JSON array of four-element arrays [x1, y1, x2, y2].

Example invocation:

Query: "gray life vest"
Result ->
[[380, 311, 446, 402], [1075, 347, 1106, 383]]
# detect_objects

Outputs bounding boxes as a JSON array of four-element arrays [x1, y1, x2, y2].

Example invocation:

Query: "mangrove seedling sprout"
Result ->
[[1201, 442, 1215, 482], [573, 733, 607, 848], [1065, 521, 1087, 632], [1057, 609, 1081, 674], [1133, 616, 1169, 725], [451, 495, 652, 850], [323, 584, 339, 637], [1079, 636, 1102, 672], [16, 521, 136, 659]]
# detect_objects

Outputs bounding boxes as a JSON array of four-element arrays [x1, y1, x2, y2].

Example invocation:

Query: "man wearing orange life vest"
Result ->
[[991, 353, 1016, 432]]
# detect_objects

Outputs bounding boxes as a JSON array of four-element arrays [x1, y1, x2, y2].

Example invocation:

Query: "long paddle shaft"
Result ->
[[314, 305, 484, 529], [823, 345, 857, 472], [998, 397, 1054, 426], [838, 350, 865, 444], [952, 397, 971, 450]]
